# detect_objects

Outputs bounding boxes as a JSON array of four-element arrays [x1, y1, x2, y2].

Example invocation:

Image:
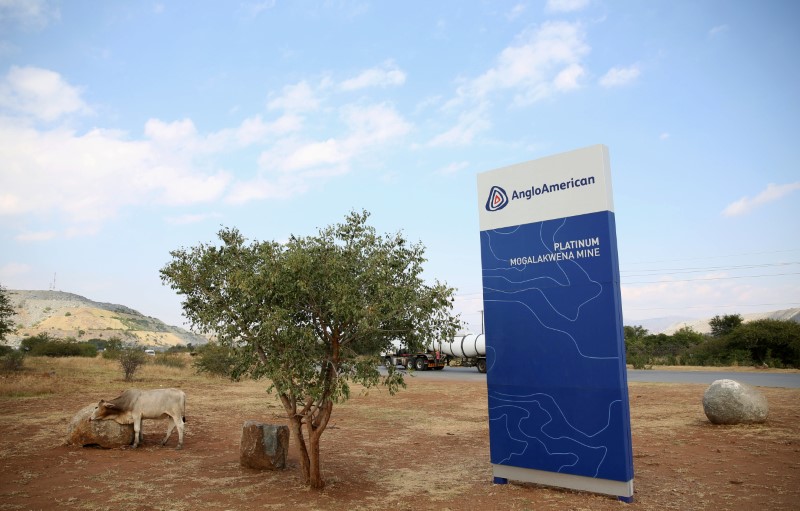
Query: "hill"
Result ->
[[4, 290, 208, 349]]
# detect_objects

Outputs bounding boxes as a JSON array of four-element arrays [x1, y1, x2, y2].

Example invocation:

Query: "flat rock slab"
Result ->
[[703, 379, 769, 425], [240, 421, 289, 470], [66, 404, 134, 448]]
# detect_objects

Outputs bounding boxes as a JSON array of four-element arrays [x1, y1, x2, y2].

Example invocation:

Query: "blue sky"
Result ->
[[1, 0, 798, 332]]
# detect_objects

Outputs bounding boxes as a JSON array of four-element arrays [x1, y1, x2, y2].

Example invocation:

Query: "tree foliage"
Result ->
[[0, 285, 16, 344], [709, 314, 743, 338], [19, 333, 98, 357], [625, 317, 800, 368], [119, 347, 146, 381], [160, 211, 461, 488]]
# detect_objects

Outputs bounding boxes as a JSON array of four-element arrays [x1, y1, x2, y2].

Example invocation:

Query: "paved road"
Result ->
[[392, 366, 800, 388]]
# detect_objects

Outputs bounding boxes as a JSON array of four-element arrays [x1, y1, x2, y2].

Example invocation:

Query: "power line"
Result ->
[[620, 248, 800, 266], [625, 302, 800, 311], [620, 261, 799, 277], [623, 271, 800, 285]]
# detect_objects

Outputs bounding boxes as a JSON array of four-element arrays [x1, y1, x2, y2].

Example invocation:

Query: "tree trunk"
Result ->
[[280, 394, 311, 485], [308, 430, 324, 489], [305, 399, 333, 489]]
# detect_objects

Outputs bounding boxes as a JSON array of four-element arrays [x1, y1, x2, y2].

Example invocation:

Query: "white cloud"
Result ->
[[429, 103, 492, 147], [14, 230, 56, 242], [708, 24, 729, 38], [722, 182, 800, 217], [507, 4, 526, 21], [258, 102, 411, 176], [0, 66, 91, 122], [0, 67, 412, 231], [0, 0, 59, 30], [339, 60, 406, 91], [660, 132, 670, 140], [599, 65, 640, 88], [452, 22, 590, 107], [0, 119, 232, 234], [553, 63, 585, 91], [144, 118, 198, 147], [545, 0, 591, 13], [267, 81, 320, 112], [0, 262, 31, 280]]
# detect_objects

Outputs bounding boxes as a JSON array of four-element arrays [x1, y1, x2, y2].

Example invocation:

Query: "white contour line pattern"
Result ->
[[489, 394, 622, 476]]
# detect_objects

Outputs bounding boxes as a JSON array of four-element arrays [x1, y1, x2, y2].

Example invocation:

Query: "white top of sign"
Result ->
[[477, 144, 614, 231]]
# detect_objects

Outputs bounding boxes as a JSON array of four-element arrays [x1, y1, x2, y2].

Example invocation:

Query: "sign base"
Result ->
[[492, 464, 634, 499]]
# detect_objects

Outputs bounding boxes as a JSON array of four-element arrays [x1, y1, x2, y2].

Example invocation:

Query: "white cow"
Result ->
[[90, 388, 186, 449]]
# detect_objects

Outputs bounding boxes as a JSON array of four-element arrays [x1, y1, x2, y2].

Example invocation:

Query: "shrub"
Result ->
[[153, 352, 187, 369], [101, 337, 124, 360], [193, 342, 237, 378], [119, 348, 146, 381], [21, 334, 98, 358], [0, 350, 25, 372]]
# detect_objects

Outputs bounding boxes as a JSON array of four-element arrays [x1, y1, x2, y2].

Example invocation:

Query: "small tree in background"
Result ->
[[0, 285, 17, 344], [119, 347, 146, 381], [161, 210, 461, 489], [709, 314, 743, 338]]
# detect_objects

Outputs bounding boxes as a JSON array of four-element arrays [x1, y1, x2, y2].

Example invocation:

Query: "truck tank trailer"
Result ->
[[436, 334, 487, 373]]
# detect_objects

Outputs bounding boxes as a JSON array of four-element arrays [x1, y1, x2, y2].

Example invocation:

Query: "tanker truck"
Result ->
[[437, 333, 487, 373], [382, 340, 447, 371]]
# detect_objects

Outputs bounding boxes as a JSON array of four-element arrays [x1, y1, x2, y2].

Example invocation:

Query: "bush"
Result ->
[[20, 334, 98, 357], [0, 350, 24, 372], [119, 348, 146, 381], [726, 319, 800, 368], [100, 337, 124, 360], [153, 352, 187, 369], [193, 343, 238, 378]]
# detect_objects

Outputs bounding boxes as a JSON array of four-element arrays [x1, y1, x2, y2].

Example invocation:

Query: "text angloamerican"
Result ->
[[510, 175, 596, 201]]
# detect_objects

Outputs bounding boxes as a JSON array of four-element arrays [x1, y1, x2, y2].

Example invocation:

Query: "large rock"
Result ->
[[66, 404, 135, 448], [703, 379, 769, 425], [240, 421, 289, 470]]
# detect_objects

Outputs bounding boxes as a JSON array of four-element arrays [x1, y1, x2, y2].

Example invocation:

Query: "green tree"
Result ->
[[119, 347, 146, 381], [725, 319, 800, 367], [624, 325, 651, 369], [0, 285, 16, 344], [160, 211, 460, 488], [709, 314, 743, 338]]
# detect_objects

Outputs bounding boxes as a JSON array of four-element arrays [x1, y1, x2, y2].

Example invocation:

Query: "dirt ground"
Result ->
[[0, 358, 798, 511]]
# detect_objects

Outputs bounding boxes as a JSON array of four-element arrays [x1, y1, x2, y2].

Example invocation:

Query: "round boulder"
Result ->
[[702, 379, 768, 425], [66, 404, 135, 448]]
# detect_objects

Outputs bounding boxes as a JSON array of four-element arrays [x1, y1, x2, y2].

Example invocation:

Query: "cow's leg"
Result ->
[[175, 415, 184, 450], [162, 418, 176, 446], [132, 414, 142, 448]]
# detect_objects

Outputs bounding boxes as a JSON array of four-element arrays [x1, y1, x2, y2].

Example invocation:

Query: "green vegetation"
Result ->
[[0, 349, 25, 372], [153, 352, 187, 369], [119, 346, 146, 381], [161, 210, 460, 489], [625, 314, 800, 369], [192, 342, 238, 377], [19, 333, 97, 358], [0, 284, 15, 344]]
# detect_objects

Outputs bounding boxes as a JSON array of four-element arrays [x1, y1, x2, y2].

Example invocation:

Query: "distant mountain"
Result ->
[[4, 290, 208, 348], [627, 308, 800, 335]]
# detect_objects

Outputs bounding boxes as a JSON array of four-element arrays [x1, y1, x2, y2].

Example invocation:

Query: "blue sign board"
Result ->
[[477, 145, 634, 498]]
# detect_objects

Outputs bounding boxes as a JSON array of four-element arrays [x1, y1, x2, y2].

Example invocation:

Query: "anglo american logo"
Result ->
[[485, 186, 509, 211], [485, 175, 597, 212]]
